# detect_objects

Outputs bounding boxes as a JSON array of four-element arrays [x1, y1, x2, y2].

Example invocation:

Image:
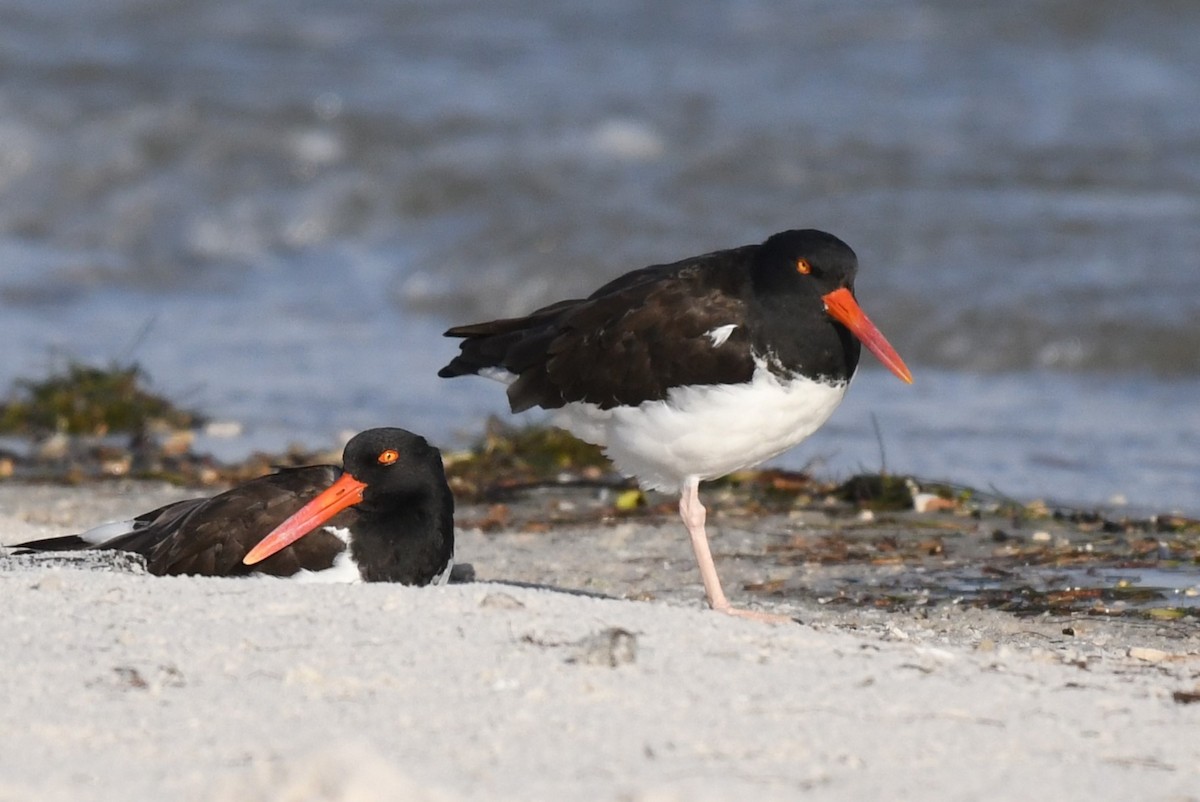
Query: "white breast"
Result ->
[[551, 360, 851, 493], [290, 526, 364, 584]]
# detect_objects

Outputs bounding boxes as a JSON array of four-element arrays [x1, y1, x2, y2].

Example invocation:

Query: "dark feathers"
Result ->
[[439, 247, 759, 411], [14, 427, 456, 584], [439, 231, 863, 410], [14, 466, 346, 577]]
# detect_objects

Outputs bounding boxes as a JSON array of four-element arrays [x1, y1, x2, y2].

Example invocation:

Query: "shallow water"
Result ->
[[0, 1, 1198, 511]]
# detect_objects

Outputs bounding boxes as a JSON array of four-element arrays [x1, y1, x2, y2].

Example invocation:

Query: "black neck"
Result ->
[[349, 490, 455, 584], [749, 294, 861, 383]]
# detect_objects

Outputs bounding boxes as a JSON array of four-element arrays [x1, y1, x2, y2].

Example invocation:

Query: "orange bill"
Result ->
[[242, 472, 368, 565], [821, 287, 914, 384]]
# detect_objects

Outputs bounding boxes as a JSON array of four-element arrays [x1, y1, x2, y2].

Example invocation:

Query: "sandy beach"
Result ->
[[2, 1, 1199, 799], [2, 480, 1199, 802]]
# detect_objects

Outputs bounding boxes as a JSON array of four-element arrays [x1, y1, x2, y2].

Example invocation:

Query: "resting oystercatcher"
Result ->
[[13, 428, 455, 584], [439, 229, 912, 621]]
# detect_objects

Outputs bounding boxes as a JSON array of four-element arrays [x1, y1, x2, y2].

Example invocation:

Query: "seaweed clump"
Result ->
[[444, 416, 613, 499], [0, 361, 202, 437]]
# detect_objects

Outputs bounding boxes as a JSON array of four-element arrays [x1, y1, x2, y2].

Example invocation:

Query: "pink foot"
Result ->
[[711, 602, 797, 625]]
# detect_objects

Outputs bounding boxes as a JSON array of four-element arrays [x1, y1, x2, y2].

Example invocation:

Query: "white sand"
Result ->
[[2, 482, 1199, 801]]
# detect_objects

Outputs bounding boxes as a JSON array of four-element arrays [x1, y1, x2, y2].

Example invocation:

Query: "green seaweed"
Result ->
[[838, 473, 914, 511], [0, 361, 201, 436], [444, 417, 612, 498]]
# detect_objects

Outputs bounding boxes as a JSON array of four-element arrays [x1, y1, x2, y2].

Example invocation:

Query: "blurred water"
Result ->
[[0, 0, 1197, 510]]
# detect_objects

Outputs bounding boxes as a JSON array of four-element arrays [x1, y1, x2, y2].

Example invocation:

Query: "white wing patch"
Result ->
[[478, 367, 517, 385], [705, 324, 737, 348], [78, 519, 138, 545]]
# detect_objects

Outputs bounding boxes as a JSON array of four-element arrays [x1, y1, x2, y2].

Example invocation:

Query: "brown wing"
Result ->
[[107, 466, 349, 577], [441, 246, 758, 411]]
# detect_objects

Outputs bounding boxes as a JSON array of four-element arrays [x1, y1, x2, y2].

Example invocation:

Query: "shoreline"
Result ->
[[2, 480, 1199, 799]]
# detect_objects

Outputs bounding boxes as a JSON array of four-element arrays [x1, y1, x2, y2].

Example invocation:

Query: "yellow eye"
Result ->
[[796, 259, 812, 275], [377, 449, 399, 465]]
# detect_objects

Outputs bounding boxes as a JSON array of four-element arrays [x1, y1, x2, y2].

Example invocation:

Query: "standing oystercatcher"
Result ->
[[13, 428, 455, 585], [439, 229, 912, 621]]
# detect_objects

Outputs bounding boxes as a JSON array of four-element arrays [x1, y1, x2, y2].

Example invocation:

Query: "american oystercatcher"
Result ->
[[439, 229, 912, 621], [13, 428, 455, 584]]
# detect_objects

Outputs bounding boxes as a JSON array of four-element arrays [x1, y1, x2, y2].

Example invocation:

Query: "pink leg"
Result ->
[[679, 478, 793, 624], [679, 477, 730, 610]]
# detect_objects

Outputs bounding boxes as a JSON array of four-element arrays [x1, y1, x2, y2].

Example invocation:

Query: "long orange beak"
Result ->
[[242, 472, 369, 565], [822, 287, 913, 384]]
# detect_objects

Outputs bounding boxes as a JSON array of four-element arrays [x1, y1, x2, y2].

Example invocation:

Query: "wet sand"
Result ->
[[2, 480, 1199, 801]]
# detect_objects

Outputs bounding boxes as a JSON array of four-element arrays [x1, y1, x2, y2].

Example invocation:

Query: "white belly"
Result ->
[[552, 364, 851, 493]]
